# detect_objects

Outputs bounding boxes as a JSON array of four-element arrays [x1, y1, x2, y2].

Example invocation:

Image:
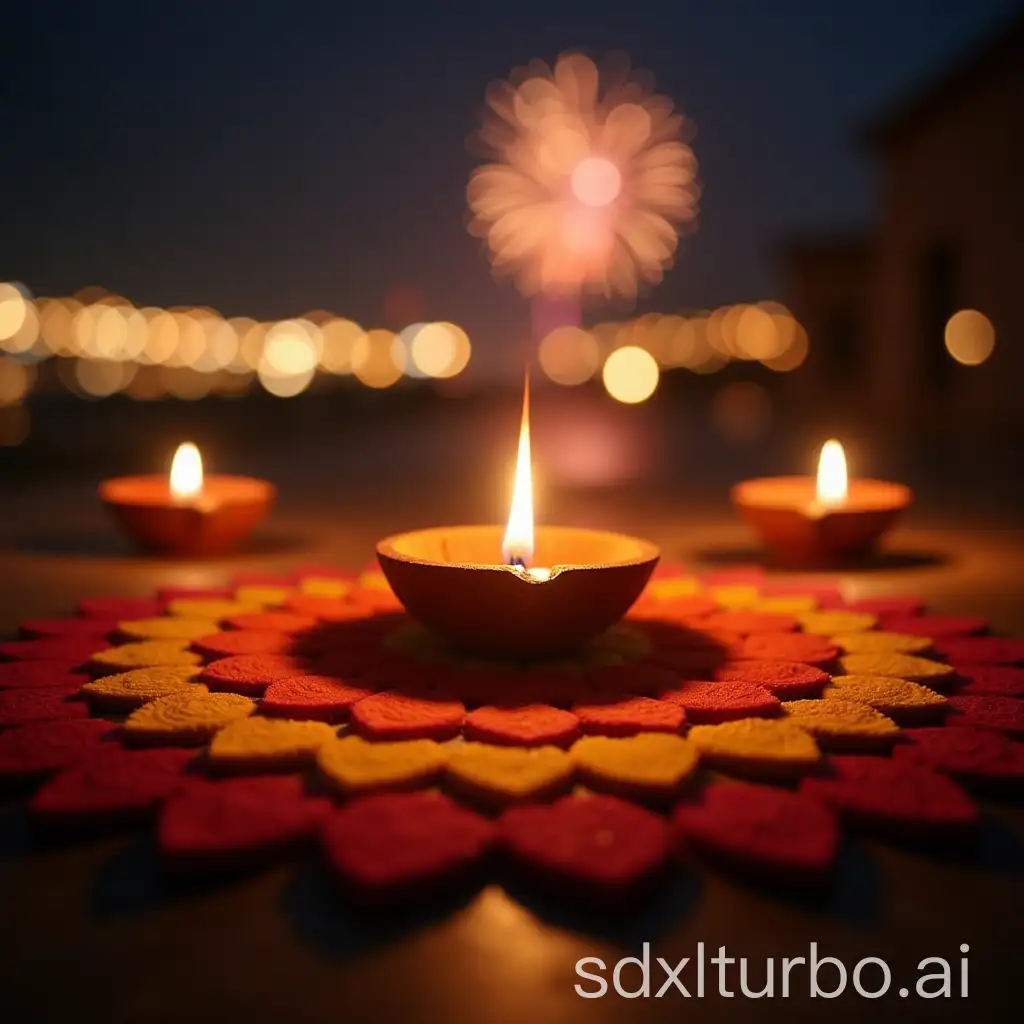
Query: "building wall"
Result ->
[[868, 50, 1024, 427]]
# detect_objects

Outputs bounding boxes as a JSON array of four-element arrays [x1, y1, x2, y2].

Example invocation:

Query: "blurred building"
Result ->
[[782, 13, 1024, 428]]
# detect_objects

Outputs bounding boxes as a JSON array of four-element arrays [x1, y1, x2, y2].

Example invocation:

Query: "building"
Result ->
[[782, 12, 1024, 428]]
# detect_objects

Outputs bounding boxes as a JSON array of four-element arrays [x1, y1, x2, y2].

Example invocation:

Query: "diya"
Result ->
[[731, 439, 912, 567], [377, 381, 659, 659], [100, 442, 275, 557]]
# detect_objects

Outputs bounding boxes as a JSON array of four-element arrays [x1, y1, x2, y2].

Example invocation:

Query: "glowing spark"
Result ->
[[467, 52, 699, 299]]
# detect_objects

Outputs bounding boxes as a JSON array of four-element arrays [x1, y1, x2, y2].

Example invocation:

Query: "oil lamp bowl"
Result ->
[[376, 524, 660, 659], [99, 476, 275, 557], [731, 476, 912, 568]]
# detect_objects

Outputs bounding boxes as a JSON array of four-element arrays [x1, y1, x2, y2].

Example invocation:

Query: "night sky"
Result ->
[[2, 0, 1018, 372]]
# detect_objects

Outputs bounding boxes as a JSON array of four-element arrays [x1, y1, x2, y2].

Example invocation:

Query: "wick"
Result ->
[[509, 556, 527, 569]]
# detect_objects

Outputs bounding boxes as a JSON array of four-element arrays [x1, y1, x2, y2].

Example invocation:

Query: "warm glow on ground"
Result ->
[[170, 442, 204, 499]]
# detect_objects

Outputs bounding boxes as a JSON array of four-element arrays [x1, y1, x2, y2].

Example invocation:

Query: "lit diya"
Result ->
[[731, 439, 912, 567], [378, 381, 659, 658], [100, 443, 275, 557]]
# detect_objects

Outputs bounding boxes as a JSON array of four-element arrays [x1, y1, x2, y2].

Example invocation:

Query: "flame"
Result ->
[[816, 439, 848, 505], [170, 442, 204, 500], [502, 376, 534, 566]]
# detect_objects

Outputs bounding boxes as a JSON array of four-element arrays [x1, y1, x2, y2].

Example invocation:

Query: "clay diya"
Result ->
[[377, 378, 658, 657], [377, 524, 659, 659], [100, 442, 274, 557], [731, 439, 912, 567]]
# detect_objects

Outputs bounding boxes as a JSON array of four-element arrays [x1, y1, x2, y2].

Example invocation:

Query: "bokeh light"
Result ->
[[409, 322, 471, 379], [761, 319, 809, 372], [263, 320, 320, 376], [735, 304, 783, 360], [254, 319, 320, 397], [73, 357, 135, 398], [944, 309, 995, 366], [0, 357, 35, 404], [6, 273, 798, 407], [352, 328, 404, 389], [0, 283, 38, 354], [602, 345, 659, 403], [0, 284, 29, 341], [399, 324, 429, 378], [538, 325, 600, 385], [319, 318, 365, 375], [38, 297, 80, 356], [230, 318, 266, 374], [258, 319, 317, 395], [661, 316, 704, 369], [711, 381, 773, 442]]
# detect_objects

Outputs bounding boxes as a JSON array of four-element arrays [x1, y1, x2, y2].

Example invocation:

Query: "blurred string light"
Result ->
[[352, 328, 404, 389], [538, 325, 600, 385], [602, 345, 659, 403], [535, 301, 811, 385], [320, 318, 364, 375], [0, 281, 478, 403], [944, 309, 995, 366], [2, 280, 820, 411], [467, 52, 699, 298], [258, 318, 321, 397], [0, 282, 38, 353], [405, 321, 473, 379]]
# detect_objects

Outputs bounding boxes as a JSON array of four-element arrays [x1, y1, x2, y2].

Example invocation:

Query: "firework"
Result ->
[[467, 52, 699, 300]]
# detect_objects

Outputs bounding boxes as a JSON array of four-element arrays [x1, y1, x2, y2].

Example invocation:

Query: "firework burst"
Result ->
[[467, 52, 699, 300]]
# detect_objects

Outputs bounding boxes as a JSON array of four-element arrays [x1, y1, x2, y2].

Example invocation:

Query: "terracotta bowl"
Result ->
[[376, 524, 660, 659], [99, 476, 275, 557], [731, 476, 912, 568]]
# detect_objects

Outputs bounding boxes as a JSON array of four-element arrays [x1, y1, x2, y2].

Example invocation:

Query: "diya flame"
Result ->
[[467, 52, 699, 299], [503, 376, 535, 567], [502, 375, 553, 582], [170, 442, 203, 500], [816, 439, 848, 506]]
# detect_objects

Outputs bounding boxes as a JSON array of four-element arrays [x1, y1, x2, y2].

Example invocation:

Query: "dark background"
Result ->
[[2, 0, 1017, 347]]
